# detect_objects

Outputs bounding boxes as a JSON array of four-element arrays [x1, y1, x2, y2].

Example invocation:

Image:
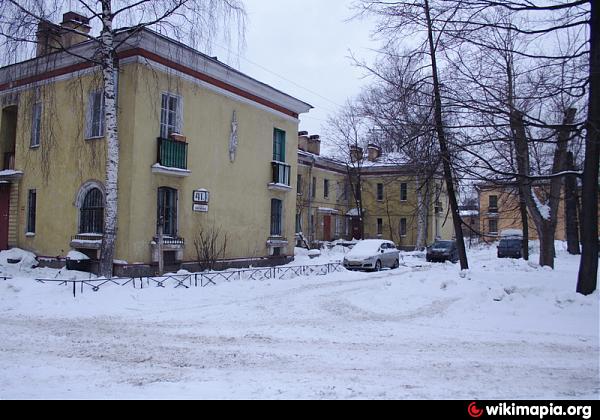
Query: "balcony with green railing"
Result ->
[[152, 137, 190, 177]]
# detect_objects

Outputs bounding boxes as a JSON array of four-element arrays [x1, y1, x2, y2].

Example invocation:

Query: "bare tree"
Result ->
[[326, 100, 368, 240], [355, 0, 470, 269], [193, 222, 229, 272], [0, 0, 245, 278], [356, 50, 441, 250]]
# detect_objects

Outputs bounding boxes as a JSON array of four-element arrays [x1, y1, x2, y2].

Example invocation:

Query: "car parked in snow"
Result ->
[[343, 240, 400, 272], [497, 238, 524, 259], [426, 240, 459, 263], [497, 230, 524, 259]]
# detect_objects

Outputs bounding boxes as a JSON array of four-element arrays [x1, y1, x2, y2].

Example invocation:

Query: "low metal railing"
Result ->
[[153, 236, 185, 246], [35, 262, 345, 297], [71, 234, 103, 242]]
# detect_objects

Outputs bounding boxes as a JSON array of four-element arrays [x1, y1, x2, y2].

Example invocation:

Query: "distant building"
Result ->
[[476, 182, 599, 242], [296, 134, 454, 250]]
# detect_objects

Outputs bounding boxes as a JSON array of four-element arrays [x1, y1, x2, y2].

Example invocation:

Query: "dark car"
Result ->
[[426, 240, 459, 263], [497, 238, 523, 259]]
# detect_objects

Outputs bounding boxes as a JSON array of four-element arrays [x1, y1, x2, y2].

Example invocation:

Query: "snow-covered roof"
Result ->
[[460, 210, 479, 217], [0, 170, 23, 177], [346, 208, 365, 217]]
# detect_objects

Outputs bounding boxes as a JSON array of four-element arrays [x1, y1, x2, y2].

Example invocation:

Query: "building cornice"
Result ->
[[0, 29, 313, 119]]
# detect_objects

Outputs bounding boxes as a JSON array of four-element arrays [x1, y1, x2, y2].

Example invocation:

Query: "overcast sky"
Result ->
[[212, 0, 380, 137]]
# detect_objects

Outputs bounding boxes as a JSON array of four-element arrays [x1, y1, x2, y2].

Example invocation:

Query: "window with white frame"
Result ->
[[31, 103, 42, 148], [377, 183, 384, 201], [400, 183, 408, 202], [400, 218, 407, 237], [160, 93, 182, 139], [86, 91, 105, 139]]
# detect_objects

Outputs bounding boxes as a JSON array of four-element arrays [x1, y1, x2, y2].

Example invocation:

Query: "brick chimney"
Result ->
[[350, 145, 363, 163], [298, 131, 309, 152], [307, 135, 321, 156], [367, 144, 382, 162], [36, 12, 90, 56]]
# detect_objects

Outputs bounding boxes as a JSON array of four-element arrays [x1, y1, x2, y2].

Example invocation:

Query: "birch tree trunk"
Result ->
[[414, 175, 428, 250], [99, 0, 119, 278]]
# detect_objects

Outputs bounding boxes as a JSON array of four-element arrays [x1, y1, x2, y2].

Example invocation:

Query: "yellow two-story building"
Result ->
[[0, 13, 312, 274], [296, 137, 454, 250]]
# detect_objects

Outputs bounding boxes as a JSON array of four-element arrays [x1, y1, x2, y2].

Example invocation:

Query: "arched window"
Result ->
[[79, 188, 104, 234]]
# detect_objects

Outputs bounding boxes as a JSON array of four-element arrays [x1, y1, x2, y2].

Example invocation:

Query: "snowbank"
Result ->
[[0, 243, 597, 399], [0, 249, 38, 271]]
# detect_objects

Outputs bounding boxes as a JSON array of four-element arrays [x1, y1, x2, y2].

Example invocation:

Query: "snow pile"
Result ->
[[66, 251, 90, 261], [0, 248, 38, 271], [0, 244, 597, 399]]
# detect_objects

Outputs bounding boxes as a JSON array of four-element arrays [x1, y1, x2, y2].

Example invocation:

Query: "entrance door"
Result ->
[[323, 215, 332, 242], [0, 184, 10, 251], [351, 217, 362, 240]]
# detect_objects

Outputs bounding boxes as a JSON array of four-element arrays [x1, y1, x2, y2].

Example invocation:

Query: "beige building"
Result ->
[[476, 183, 599, 242], [296, 136, 454, 250], [0, 13, 312, 274]]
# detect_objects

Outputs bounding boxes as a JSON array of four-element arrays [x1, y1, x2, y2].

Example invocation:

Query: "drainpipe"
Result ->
[[307, 155, 316, 246]]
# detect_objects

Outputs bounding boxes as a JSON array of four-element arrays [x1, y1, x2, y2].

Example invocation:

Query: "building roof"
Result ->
[[298, 149, 423, 177], [0, 28, 313, 119]]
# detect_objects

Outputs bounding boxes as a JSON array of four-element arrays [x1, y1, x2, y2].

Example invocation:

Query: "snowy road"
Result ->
[[0, 246, 598, 399]]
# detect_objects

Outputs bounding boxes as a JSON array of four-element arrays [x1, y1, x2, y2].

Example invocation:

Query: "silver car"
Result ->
[[343, 240, 400, 272]]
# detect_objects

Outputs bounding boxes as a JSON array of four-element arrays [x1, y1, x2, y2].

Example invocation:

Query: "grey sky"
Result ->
[[213, 0, 379, 137]]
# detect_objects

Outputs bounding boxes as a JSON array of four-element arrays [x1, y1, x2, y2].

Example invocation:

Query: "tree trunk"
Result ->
[[99, 1, 119, 279], [424, 0, 469, 270], [415, 175, 428, 250], [578, 0, 600, 295], [539, 223, 556, 268], [565, 152, 581, 255], [512, 108, 575, 269]]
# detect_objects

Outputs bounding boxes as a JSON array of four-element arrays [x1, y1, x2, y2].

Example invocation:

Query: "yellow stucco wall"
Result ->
[[4, 61, 299, 263], [124, 64, 299, 263], [296, 160, 455, 247], [8, 74, 112, 257]]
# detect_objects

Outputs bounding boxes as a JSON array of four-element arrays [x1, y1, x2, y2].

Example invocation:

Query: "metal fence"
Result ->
[[35, 262, 345, 297]]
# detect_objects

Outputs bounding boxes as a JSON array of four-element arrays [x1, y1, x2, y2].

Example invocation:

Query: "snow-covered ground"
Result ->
[[0, 244, 598, 400]]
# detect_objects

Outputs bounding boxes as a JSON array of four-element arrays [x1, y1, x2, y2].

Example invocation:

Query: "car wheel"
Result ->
[[392, 259, 399, 269], [375, 260, 382, 272]]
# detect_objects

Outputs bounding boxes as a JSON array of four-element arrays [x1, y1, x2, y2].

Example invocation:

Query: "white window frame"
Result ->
[[86, 90, 105, 139], [160, 92, 183, 139], [377, 183, 384, 201], [400, 183, 408, 202], [31, 102, 42, 148], [400, 218, 407, 237]]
